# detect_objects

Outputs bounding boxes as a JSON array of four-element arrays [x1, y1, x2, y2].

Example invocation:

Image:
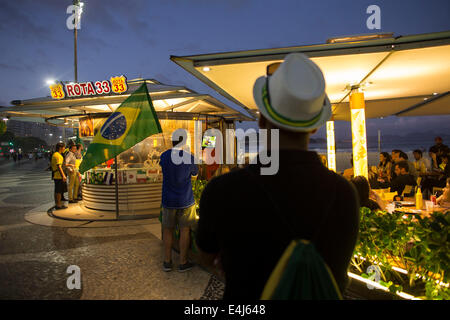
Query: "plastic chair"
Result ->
[[373, 188, 389, 194], [373, 188, 390, 201], [402, 185, 414, 196], [382, 191, 398, 201]]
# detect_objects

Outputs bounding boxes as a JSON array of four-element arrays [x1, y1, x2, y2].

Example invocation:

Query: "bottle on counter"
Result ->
[[415, 188, 423, 210]]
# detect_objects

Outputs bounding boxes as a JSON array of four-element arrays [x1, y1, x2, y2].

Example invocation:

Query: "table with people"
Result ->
[[340, 136, 450, 209], [349, 172, 449, 229]]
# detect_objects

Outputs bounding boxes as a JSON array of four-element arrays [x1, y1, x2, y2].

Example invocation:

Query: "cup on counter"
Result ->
[[386, 202, 395, 214], [425, 200, 434, 212], [430, 195, 437, 205]]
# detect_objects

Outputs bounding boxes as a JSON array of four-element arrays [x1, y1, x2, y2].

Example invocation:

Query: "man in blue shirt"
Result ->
[[160, 134, 199, 272]]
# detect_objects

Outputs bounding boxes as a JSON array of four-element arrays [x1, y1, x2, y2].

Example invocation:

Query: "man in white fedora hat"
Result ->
[[195, 53, 359, 299]]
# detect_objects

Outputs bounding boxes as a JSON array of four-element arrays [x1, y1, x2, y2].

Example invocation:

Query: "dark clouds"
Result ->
[[0, 0, 449, 134], [0, 1, 68, 47]]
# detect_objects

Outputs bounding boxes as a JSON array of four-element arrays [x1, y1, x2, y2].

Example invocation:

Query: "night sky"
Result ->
[[1, 0, 449, 142]]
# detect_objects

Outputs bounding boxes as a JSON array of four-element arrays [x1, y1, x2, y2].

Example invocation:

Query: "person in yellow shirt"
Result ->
[[413, 149, 430, 175], [51, 142, 67, 209]]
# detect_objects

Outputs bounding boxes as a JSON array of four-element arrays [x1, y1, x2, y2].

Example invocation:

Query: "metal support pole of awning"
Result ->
[[115, 155, 119, 220], [159, 96, 208, 112], [393, 91, 450, 116], [332, 50, 395, 115]]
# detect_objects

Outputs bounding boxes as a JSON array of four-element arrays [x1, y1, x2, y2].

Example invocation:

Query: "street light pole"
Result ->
[[72, 0, 83, 143], [72, 0, 83, 83], [74, 24, 78, 83]]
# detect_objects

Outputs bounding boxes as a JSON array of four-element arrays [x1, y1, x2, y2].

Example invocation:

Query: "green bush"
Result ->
[[192, 179, 208, 212], [352, 206, 449, 300]]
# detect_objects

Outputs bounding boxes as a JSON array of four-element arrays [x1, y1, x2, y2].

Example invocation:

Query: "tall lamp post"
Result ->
[[71, 1, 84, 143], [73, 0, 84, 83]]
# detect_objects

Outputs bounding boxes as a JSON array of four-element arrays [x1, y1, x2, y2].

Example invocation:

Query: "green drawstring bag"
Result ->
[[261, 239, 342, 300]]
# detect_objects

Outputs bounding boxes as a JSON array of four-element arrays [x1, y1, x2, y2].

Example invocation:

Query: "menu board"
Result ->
[[79, 116, 106, 137], [79, 116, 94, 137]]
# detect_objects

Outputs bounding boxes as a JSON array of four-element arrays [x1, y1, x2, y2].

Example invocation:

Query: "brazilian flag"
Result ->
[[79, 83, 162, 174]]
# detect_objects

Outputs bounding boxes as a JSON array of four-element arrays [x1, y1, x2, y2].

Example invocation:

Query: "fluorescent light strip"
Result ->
[[347, 272, 421, 300], [353, 254, 449, 287], [392, 266, 408, 275]]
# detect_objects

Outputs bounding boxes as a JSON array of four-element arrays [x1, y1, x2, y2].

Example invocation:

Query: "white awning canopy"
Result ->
[[171, 31, 450, 121], [0, 78, 253, 123]]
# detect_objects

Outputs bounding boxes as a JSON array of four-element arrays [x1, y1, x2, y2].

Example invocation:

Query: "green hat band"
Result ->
[[262, 80, 324, 128]]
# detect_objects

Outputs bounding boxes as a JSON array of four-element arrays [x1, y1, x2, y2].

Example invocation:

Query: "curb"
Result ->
[[24, 202, 160, 228]]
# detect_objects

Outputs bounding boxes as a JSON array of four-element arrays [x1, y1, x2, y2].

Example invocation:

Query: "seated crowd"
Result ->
[[341, 136, 450, 206]]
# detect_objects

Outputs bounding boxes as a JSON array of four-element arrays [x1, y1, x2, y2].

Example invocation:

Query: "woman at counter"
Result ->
[[374, 152, 393, 188], [437, 178, 450, 208]]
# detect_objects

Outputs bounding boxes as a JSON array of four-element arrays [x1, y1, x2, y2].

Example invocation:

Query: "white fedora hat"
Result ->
[[253, 53, 332, 132]]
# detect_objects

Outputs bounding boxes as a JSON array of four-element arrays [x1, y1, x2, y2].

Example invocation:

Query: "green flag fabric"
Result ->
[[260, 240, 342, 300], [79, 83, 162, 174], [0, 120, 6, 136]]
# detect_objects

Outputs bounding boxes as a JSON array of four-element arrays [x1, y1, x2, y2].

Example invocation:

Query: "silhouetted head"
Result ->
[[351, 176, 370, 206]]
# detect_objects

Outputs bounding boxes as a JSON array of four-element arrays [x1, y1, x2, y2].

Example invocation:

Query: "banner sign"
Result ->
[[79, 116, 108, 137], [79, 116, 94, 137], [49, 75, 127, 99]]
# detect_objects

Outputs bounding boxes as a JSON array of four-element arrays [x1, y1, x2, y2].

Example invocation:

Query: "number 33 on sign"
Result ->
[[110, 76, 127, 94], [50, 83, 65, 99]]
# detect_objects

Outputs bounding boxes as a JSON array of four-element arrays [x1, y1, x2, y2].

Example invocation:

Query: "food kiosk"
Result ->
[[80, 116, 202, 216], [1, 77, 252, 219]]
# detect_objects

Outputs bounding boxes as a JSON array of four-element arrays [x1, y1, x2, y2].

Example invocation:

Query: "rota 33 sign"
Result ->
[[49, 75, 127, 99]]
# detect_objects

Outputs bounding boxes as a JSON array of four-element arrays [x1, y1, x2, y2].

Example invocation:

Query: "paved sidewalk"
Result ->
[[0, 159, 224, 299]]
